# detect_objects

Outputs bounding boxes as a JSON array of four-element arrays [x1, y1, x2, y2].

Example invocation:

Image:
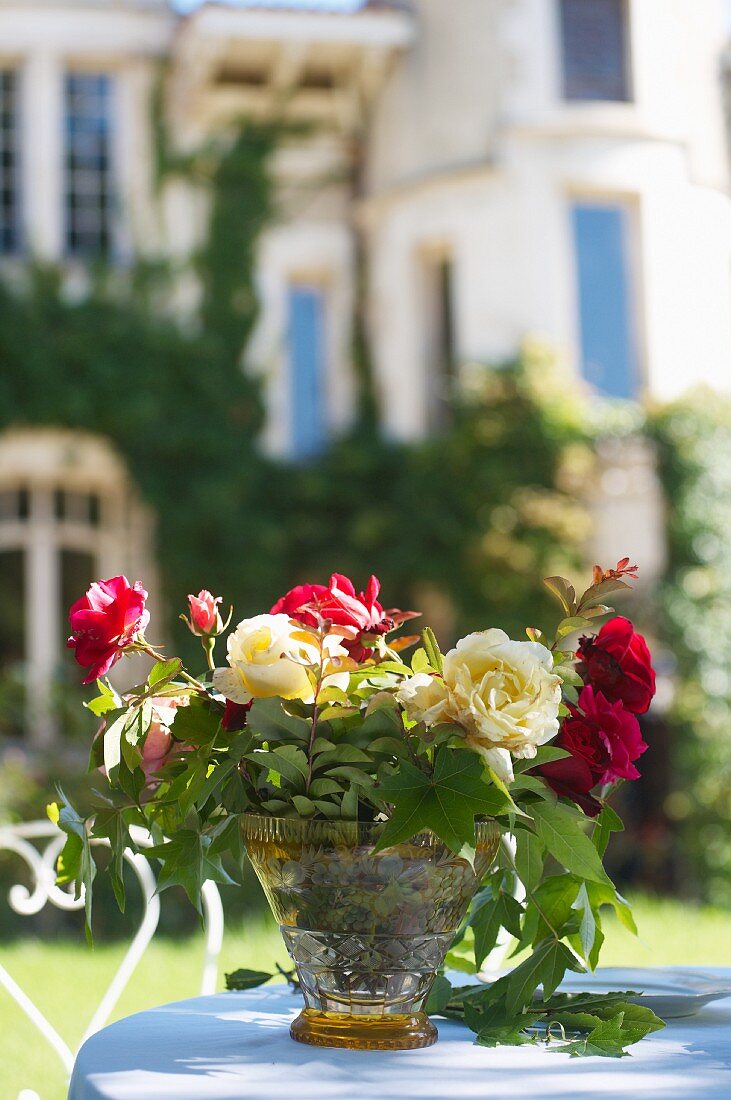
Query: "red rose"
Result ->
[[271, 573, 417, 662], [67, 575, 149, 684], [221, 698, 251, 732], [579, 686, 647, 784], [577, 616, 656, 715], [536, 686, 648, 815]]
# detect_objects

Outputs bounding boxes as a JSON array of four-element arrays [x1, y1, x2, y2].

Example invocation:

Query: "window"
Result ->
[[64, 73, 114, 257], [0, 429, 157, 745], [288, 284, 327, 459], [571, 200, 639, 399], [559, 0, 630, 102], [0, 69, 19, 254], [423, 253, 457, 431]]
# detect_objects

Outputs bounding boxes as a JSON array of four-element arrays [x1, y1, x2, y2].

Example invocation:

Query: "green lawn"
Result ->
[[3, 896, 731, 1100]]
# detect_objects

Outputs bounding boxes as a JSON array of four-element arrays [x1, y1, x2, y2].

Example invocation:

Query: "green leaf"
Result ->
[[225, 969, 273, 991], [549, 1014, 631, 1058], [555, 616, 594, 639], [571, 883, 597, 965], [425, 973, 453, 1015], [248, 745, 309, 789], [530, 874, 580, 945], [528, 801, 613, 886], [53, 789, 96, 942], [589, 1000, 665, 1042], [592, 805, 624, 858], [148, 657, 182, 688], [103, 711, 130, 778], [375, 749, 511, 854], [146, 830, 235, 911], [92, 809, 129, 913], [291, 795, 318, 816], [421, 627, 444, 673], [471, 893, 524, 969], [170, 696, 221, 746], [514, 745, 570, 771], [309, 777, 343, 798], [411, 647, 431, 674], [505, 940, 583, 1014], [585, 882, 637, 935], [579, 578, 630, 609], [553, 663, 585, 687], [313, 746, 373, 767], [543, 576, 577, 616], [196, 759, 236, 809], [246, 697, 311, 743], [325, 766, 375, 788], [513, 827, 545, 893], [85, 679, 122, 718], [475, 1025, 535, 1048]]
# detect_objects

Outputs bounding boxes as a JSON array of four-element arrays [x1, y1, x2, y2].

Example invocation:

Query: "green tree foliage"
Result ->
[[649, 391, 731, 904]]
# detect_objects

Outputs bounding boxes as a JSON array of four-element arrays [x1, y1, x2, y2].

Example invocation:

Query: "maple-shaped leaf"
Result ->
[[550, 1013, 632, 1058], [374, 748, 511, 854]]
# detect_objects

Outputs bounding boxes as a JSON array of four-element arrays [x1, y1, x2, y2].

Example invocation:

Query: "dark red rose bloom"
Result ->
[[270, 573, 418, 662], [536, 685, 648, 815], [221, 698, 251, 732], [577, 616, 656, 715], [67, 576, 149, 684]]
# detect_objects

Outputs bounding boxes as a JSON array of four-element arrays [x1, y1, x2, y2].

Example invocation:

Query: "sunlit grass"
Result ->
[[3, 895, 731, 1100]]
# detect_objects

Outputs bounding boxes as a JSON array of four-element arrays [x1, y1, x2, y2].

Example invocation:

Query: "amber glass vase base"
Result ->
[[290, 1008, 438, 1050]]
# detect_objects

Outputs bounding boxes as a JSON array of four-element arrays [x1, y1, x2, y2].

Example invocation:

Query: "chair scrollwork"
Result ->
[[0, 820, 224, 1100]]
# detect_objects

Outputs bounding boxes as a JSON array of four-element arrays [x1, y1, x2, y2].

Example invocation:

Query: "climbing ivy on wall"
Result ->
[[648, 393, 731, 905], [0, 117, 590, 660]]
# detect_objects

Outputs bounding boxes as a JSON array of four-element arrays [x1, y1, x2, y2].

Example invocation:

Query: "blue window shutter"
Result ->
[[571, 201, 639, 400], [288, 285, 327, 459]]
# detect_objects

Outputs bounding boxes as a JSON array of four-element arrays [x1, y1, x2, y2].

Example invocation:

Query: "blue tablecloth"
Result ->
[[69, 968, 731, 1100]]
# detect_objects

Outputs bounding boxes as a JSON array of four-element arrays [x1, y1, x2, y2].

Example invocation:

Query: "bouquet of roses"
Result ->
[[53, 559, 663, 1056]]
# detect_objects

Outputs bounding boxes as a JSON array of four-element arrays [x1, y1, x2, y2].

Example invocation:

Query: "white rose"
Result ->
[[444, 630, 561, 782], [397, 629, 561, 783], [396, 673, 451, 726], [213, 614, 349, 705]]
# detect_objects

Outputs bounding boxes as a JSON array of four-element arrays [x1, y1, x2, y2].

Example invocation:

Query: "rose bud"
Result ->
[[184, 590, 223, 637]]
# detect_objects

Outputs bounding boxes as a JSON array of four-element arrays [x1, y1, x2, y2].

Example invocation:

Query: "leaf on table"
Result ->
[[548, 1014, 632, 1058], [225, 969, 273, 991]]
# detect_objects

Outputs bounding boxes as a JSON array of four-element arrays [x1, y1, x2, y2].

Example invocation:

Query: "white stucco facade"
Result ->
[[1, 0, 729, 444], [1, 1, 731, 742]]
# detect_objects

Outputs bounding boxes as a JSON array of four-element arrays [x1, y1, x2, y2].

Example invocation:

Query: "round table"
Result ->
[[69, 970, 731, 1100]]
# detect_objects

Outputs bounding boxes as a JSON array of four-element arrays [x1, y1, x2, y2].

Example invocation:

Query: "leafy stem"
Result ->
[[305, 628, 328, 795]]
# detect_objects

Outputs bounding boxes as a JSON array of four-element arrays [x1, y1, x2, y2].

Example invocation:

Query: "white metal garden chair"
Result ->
[[0, 820, 224, 1100]]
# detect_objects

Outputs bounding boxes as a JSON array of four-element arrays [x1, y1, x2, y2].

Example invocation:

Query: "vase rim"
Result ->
[[240, 812, 501, 849]]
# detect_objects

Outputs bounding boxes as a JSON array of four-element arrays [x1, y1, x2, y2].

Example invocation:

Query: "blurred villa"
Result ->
[[1, 0, 731, 743]]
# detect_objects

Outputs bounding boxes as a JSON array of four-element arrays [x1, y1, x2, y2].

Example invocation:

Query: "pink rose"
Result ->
[[67, 576, 149, 684], [271, 573, 418, 662], [141, 695, 189, 783], [186, 590, 222, 636]]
